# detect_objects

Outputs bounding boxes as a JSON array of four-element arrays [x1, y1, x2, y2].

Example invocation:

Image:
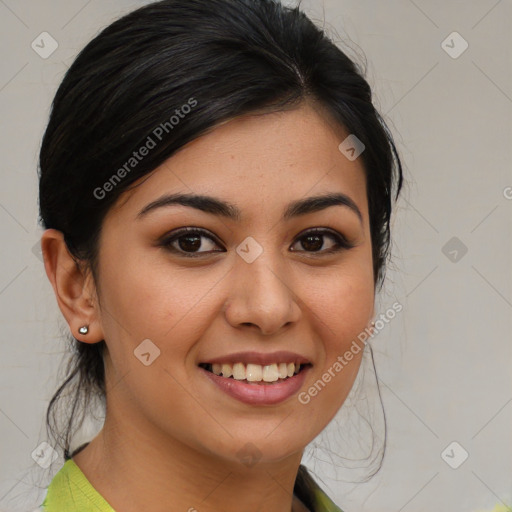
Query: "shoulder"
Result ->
[[40, 458, 342, 512], [295, 464, 344, 512], [39, 458, 116, 512], [312, 485, 344, 512]]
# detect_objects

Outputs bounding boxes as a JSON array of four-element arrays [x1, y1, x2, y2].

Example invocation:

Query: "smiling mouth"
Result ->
[[199, 362, 311, 384]]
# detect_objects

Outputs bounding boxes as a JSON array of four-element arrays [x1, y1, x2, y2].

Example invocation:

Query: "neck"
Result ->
[[73, 410, 309, 512]]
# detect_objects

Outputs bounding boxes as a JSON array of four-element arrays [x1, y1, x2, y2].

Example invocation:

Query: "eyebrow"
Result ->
[[136, 192, 363, 225]]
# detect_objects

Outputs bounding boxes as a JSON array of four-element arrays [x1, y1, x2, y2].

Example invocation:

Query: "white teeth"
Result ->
[[205, 362, 304, 382], [246, 364, 263, 382], [232, 362, 246, 380], [221, 363, 232, 378], [263, 364, 279, 382]]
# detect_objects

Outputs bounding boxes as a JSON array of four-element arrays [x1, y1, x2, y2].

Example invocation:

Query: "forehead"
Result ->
[[112, 102, 368, 222]]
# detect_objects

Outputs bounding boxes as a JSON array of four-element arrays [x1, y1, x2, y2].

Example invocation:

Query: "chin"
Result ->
[[214, 436, 307, 469]]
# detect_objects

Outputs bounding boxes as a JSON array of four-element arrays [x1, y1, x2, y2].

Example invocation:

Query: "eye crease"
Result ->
[[157, 226, 356, 258]]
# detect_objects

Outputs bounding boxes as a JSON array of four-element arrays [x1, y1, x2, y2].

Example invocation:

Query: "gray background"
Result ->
[[0, 0, 511, 511]]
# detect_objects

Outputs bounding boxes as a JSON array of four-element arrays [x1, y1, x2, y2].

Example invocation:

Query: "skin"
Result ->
[[41, 100, 375, 512]]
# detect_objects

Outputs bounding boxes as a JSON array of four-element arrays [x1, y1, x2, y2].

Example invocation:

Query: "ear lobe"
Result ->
[[40, 229, 103, 344]]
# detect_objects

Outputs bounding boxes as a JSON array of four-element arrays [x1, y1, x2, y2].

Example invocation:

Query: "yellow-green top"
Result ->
[[40, 459, 343, 512]]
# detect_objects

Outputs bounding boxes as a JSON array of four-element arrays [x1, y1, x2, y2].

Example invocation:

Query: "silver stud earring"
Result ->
[[78, 325, 89, 335]]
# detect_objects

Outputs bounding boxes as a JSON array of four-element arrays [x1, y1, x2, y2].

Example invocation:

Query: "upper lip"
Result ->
[[200, 351, 312, 366]]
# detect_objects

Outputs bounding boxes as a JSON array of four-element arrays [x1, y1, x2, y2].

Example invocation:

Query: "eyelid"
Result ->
[[293, 226, 354, 245]]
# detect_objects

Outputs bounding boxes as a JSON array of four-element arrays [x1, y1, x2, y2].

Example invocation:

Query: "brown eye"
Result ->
[[160, 228, 224, 257], [159, 227, 355, 258], [290, 229, 355, 254]]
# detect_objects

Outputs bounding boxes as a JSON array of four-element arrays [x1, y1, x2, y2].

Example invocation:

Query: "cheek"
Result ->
[[97, 254, 226, 376], [98, 253, 193, 334], [306, 270, 374, 345], [96, 260, 210, 429], [299, 269, 373, 409]]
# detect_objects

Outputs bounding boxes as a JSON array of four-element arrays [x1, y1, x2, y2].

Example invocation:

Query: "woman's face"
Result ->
[[91, 101, 374, 466]]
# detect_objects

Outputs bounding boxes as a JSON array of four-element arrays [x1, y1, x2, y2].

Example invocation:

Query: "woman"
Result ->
[[37, 0, 403, 510]]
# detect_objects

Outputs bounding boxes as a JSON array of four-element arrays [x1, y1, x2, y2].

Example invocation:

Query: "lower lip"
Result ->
[[199, 365, 311, 405]]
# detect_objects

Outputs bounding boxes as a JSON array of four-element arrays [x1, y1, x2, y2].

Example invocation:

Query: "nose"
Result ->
[[223, 250, 301, 336]]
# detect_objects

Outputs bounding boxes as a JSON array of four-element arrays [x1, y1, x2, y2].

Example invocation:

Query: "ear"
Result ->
[[40, 229, 104, 344]]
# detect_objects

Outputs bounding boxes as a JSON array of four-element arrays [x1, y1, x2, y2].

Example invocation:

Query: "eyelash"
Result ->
[[158, 227, 356, 258]]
